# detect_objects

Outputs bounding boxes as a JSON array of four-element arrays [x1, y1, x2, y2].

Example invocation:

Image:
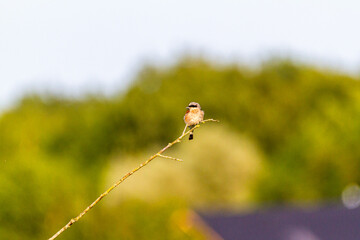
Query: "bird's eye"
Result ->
[[189, 105, 197, 108]]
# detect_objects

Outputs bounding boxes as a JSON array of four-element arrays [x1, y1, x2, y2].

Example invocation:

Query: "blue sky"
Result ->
[[1, 0, 360, 111]]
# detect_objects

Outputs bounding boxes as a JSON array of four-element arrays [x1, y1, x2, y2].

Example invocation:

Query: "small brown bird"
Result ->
[[183, 102, 204, 140]]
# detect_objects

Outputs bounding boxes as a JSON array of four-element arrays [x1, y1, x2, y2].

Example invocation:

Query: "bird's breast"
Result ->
[[184, 108, 204, 126]]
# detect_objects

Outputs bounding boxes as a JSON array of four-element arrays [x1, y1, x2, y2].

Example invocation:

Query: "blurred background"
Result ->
[[1, 0, 360, 239]]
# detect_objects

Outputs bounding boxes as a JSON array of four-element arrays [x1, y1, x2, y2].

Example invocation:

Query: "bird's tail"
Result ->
[[189, 131, 194, 140]]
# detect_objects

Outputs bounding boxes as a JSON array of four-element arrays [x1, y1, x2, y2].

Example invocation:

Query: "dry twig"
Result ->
[[48, 119, 218, 240]]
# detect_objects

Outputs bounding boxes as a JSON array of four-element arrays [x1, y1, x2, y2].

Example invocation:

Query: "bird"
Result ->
[[183, 102, 204, 140]]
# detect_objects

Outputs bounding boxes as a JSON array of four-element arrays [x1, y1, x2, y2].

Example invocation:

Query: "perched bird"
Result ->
[[183, 102, 204, 140]]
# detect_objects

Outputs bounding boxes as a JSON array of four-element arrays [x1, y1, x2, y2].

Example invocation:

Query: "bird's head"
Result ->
[[186, 102, 201, 110]]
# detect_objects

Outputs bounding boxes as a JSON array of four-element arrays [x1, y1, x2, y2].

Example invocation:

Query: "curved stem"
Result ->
[[48, 119, 218, 240]]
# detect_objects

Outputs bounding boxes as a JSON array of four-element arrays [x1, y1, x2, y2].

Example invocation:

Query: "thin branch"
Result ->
[[48, 119, 218, 240], [157, 154, 183, 162], [182, 124, 188, 135]]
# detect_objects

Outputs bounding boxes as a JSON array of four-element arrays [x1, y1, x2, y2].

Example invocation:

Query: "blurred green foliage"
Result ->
[[1, 57, 360, 238]]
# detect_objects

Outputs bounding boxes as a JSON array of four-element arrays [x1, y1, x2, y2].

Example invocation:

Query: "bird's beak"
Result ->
[[186, 107, 190, 110]]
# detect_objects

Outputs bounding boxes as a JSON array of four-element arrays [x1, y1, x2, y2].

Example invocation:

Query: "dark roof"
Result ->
[[199, 205, 360, 240]]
